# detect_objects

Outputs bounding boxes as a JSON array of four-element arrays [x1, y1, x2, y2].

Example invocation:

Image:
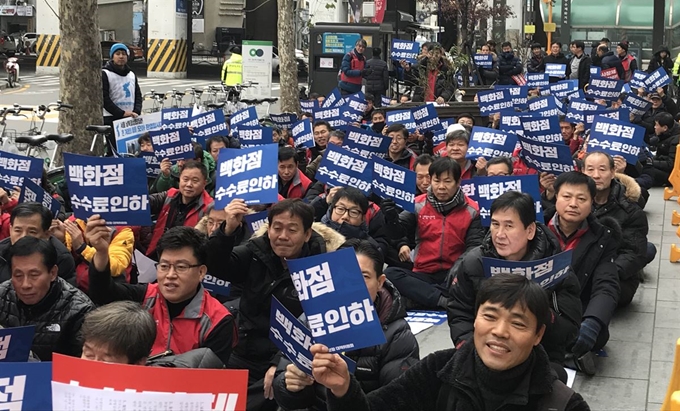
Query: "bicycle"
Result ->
[[142, 90, 166, 113], [15, 132, 74, 171], [0, 101, 72, 154], [167, 89, 185, 108], [185, 87, 205, 108]]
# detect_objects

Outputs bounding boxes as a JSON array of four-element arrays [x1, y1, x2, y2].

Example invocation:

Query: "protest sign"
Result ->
[[498, 85, 529, 109], [405, 310, 448, 335], [512, 74, 526, 86], [149, 128, 194, 161], [244, 210, 269, 233], [568, 98, 606, 113], [482, 250, 573, 289], [0, 150, 43, 191], [590, 66, 601, 77], [270, 113, 298, 130], [190, 110, 229, 143], [477, 89, 513, 115], [385, 109, 417, 132], [527, 96, 561, 117], [0, 362, 52, 410], [202, 274, 231, 297], [314, 106, 347, 129], [270, 297, 357, 376], [569, 89, 586, 100], [52, 354, 249, 411], [237, 126, 273, 147], [622, 93, 652, 117], [300, 99, 317, 111], [549, 80, 579, 99], [140, 152, 161, 179], [390, 40, 419, 63], [372, 156, 416, 212], [644, 66, 672, 91], [287, 248, 387, 353], [114, 112, 163, 155], [473, 53, 493, 68], [412, 104, 442, 131], [466, 127, 517, 160], [499, 110, 533, 135], [463, 175, 543, 226], [439, 118, 455, 130], [521, 116, 563, 143], [518, 135, 575, 175], [322, 88, 342, 108], [456, 72, 478, 85], [525, 73, 549, 88], [316, 144, 372, 193], [0, 325, 35, 362], [545, 63, 567, 78], [160, 107, 192, 130], [229, 106, 259, 133], [342, 126, 390, 158], [341, 94, 368, 124], [214, 144, 278, 207], [586, 78, 624, 101], [292, 119, 315, 148], [599, 67, 620, 80], [64, 153, 152, 226], [19, 179, 61, 218], [588, 116, 645, 163], [630, 70, 648, 89], [431, 128, 448, 145], [381, 95, 392, 106]]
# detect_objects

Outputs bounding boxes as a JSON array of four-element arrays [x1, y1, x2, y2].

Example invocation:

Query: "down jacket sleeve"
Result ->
[[446, 248, 483, 345], [378, 319, 420, 386], [206, 224, 253, 284]]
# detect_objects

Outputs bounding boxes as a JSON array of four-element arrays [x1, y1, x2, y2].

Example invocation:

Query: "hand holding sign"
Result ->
[[311, 343, 351, 398], [86, 214, 113, 272], [223, 198, 249, 236], [285, 363, 315, 392]]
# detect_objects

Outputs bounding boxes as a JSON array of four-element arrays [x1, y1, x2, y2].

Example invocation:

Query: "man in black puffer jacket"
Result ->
[[634, 91, 679, 138], [364, 48, 389, 106], [447, 192, 582, 365], [273, 240, 419, 410], [0, 236, 93, 361], [597, 45, 624, 80], [641, 111, 680, 186], [497, 41, 523, 85], [544, 41, 570, 83]]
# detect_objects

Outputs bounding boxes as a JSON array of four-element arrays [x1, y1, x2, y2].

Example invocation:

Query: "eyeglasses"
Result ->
[[155, 262, 201, 274], [333, 206, 363, 219]]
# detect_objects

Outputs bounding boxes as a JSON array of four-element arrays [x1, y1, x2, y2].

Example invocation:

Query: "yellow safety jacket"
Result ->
[[221, 53, 243, 86]]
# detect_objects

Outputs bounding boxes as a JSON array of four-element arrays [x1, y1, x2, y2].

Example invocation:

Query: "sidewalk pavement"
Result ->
[[414, 187, 679, 411]]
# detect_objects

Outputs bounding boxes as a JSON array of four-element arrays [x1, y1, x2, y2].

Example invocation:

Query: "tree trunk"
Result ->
[[277, 0, 299, 113], [57, 0, 103, 161]]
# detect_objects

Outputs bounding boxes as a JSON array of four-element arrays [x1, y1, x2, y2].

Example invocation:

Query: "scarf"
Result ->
[[321, 212, 370, 240], [426, 186, 465, 215]]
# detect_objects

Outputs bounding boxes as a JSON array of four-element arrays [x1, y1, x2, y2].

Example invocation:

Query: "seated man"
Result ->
[[475, 156, 513, 177], [279, 147, 312, 199], [306, 120, 331, 164], [546, 172, 620, 374], [385, 124, 417, 170], [88, 219, 236, 366], [0, 236, 94, 360], [445, 129, 476, 180], [145, 160, 214, 258], [206, 199, 345, 411], [447, 192, 582, 365], [273, 239, 419, 410], [559, 116, 584, 155], [582, 152, 652, 307], [385, 158, 483, 310], [0, 203, 75, 285], [310, 274, 591, 411], [641, 112, 680, 187], [81, 300, 225, 368]]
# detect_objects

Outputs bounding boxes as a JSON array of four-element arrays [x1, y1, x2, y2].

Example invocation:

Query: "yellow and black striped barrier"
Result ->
[[36, 34, 60, 67], [147, 39, 187, 73]]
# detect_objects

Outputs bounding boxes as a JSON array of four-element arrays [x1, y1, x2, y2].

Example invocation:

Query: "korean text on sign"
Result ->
[[466, 126, 518, 160], [140, 152, 161, 179], [316, 144, 372, 194], [244, 210, 269, 233], [629, 70, 648, 89], [19, 180, 61, 218], [412, 104, 443, 132], [341, 125, 390, 158], [527, 96, 561, 117], [342, 93, 368, 124], [473, 54, 493, 68], [462, 175, 543, 227], [390, 40, 419, 63], [114, 112, 163, 156], [0, 362, 52, 411], [314, 106, 347, 129], [322, 88, 342, 108], [230, 106, 259, 133], [545, 63, 566, 78], [494, 85, 528, 109], [65, 154, 152, 226], [161, 108, 191, 130], [270, 113, 298, 130], [482, 250, 574, 289], [499, 110, 533, 136], [202, 274, 231, 297], [149, 127, 195, 161], [525, 73, 549, 88], [237, 126, 273, 147], [215, 144, 278, 207], [643, 67, 671, 90], [476, 89, 513, 115], [520, 116, 563, 144], [0, 150, 42, 192], [518, 135, 575, 175], [287, 248, 387, 353], [549, 80, 578, 99], [622, 94, 652, 117], [0, 325, 35, 362], [190, 109, 229, 142], [588, 116, 645, 164], [587, 78, 624, 101], [292, 119, 315, 148], [372, 156, 416, 213], [386, 110, 417, 132]]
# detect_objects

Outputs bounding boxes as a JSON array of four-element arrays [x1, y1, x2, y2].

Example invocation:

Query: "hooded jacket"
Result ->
[[647, 46, 673, 75], [102, 60, 143, 120], [323, 341, 589, 411], [364, 56, 389, 94], [548, 215, 620, 328], [206, 222, 345, 362], [0, 237, 76, 286], [652, 122, 680, 172], [446, 224, 582, 363], [273, 280, 420, 410], [497, 51, 523, 85], [0, 277, 93, 361]]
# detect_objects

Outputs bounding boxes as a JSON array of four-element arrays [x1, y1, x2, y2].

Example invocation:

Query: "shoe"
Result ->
[[575, 351, 597, 376]]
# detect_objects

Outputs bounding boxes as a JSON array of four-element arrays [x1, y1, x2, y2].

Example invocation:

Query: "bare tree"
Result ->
[[278, 0, 300, 113], [57, 0, 103, 160]]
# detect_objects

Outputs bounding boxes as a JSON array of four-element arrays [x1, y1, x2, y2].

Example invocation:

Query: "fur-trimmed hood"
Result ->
[[592, 214, 623, 240], [253, 221, 346, 252], [614, 173, 641, 203]]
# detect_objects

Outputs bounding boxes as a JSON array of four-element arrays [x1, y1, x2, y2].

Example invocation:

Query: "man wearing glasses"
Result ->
[[86, 216, 236, 367]]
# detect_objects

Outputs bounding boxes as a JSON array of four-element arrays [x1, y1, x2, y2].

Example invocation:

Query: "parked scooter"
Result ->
[[4, 55, 19, 88]]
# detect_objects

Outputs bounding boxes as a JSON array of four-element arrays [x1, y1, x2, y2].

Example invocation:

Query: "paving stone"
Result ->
[[572, 377, 647, 411], [610, 311, 654, 343], [647, 361, 673, 404], [625, 285, 657, 313], [657, 278, 680, 301], [655, 301, 680, 329], [594, 340, 650, 380], [651, 327, 680, 362]]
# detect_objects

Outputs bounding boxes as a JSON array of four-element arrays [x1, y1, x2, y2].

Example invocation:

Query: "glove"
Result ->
[[571, 318, 601, 357], [380, 198, 400, 223], [361, 68, 373, 77]]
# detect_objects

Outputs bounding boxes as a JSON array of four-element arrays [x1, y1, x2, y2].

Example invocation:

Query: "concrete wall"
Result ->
[[99, 2, 133, 43]]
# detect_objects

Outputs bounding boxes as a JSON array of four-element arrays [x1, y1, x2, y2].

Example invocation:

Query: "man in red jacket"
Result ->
[[278, 147, 312, 199], [385, 158, 484, 310]]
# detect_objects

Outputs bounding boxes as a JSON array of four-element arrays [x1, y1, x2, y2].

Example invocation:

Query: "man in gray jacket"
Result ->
[[364, 48, 389, 106]]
